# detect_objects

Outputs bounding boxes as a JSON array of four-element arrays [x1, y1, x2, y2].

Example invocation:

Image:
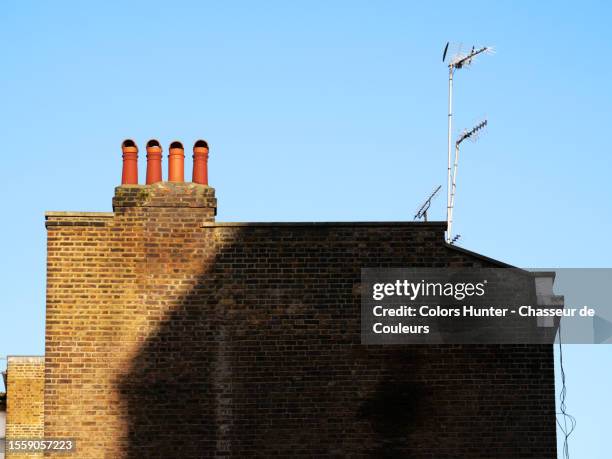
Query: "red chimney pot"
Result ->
[[168, 141, 185, 182], [145, 139, 163, 184], [192, 140, 209, 185], [121, 139, 139, 185]]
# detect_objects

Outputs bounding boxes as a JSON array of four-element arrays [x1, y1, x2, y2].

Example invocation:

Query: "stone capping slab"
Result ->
[[200, 221, 447, 228], [45, 211, 114, 228], [6, 356, 45, 363], [45, 212, 115, 218]]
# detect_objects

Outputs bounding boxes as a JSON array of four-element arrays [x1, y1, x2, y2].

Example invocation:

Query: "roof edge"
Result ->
[[45, 211, 114, 218], [202, 221, 447, 228]]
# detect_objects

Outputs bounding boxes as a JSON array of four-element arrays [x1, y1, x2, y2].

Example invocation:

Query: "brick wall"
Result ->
[[44, 182, 557, 458], [1, 392, 5, 459], [5, 357, 44, 459]]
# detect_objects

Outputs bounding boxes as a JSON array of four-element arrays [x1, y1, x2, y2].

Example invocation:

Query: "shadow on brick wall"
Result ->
[[117, 225, 556, 458]]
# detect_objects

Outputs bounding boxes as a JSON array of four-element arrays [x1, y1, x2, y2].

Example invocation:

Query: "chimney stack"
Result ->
[[121, 139, 139, 185], [115, 137, 216, 218], [192, 140, 209, 185], [145, 140, 163, 184], [168, 141, 185, 182]]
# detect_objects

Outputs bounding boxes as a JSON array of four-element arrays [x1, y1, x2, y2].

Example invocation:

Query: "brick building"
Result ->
[[10, 139, 559, 457], [3, 357, 45, 459], [1, 383, 5, 459]]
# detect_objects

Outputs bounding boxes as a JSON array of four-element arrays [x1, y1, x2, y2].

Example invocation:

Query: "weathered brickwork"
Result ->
[[5, 357, 45, 459], [44, 182, 557, 458]]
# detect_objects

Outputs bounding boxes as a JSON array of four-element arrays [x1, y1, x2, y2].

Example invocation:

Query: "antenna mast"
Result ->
[[443, 43, 492, 243]]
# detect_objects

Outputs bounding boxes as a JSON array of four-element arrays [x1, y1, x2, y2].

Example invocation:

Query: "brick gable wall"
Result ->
[[44, 183, 556, 458]]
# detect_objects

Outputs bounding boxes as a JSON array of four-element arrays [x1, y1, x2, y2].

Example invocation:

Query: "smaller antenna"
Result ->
[[451, 234, 461, 244], [456, 119, 488, 145], [414, 185, 442, 222], [447, 120, 488, 242]]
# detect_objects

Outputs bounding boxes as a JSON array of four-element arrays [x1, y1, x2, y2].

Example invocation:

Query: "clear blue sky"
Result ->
[[1, 1, 610, 457]]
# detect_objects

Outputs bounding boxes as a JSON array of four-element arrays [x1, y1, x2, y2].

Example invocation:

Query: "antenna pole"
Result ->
[[446, 66, 454, 243], [448, 141, 460, 240], [443, 43, 492, 242]]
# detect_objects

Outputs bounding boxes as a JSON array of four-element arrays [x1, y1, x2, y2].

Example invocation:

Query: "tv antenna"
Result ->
[[443, 42, 493, 243], [414, 185, 442, 222], [447, 119, 488, 242]]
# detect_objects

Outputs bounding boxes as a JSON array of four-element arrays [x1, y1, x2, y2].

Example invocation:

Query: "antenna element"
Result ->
[[414, 185, 442, 222]]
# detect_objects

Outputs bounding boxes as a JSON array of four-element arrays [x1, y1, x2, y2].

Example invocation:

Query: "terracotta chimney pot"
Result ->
[[121, 139, 139, 185], [168, 141, 185, 182], [146, 139, 163, 184], [192, 140, 209, 185]]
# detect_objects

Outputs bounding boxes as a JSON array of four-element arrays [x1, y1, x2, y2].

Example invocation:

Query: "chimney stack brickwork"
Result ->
[[45, 180, 218, 458], [112, 182, 217, 217]]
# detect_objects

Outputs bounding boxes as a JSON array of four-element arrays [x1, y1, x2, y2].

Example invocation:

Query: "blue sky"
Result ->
[[1, 1, 610, 457]]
